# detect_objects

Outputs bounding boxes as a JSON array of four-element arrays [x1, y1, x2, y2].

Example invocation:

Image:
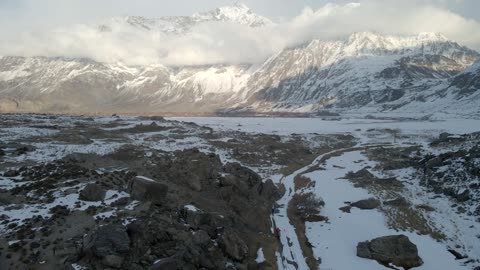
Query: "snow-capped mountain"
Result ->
[[99, 2, 272, 34], [234, 31, 479, 113], [0, 4, 479, 115]]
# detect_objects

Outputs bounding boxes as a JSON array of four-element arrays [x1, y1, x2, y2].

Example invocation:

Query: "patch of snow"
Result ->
[[136, 176, 156, 182], [184, 204, 200, 212], [255, 247, 266, 263]]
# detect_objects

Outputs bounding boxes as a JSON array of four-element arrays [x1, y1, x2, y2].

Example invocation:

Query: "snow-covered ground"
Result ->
[[169, 117, 480, 136], [303, 151, 467, 270], [216, 116, 480, 270], [270, 146, 472, 270]]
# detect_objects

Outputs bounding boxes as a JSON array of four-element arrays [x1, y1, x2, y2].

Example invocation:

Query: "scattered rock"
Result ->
[[455, 189, 470, 202], [3, 170, 19, 177], [339, 205, 352, 213], [357, 235, 423, 269], [15, 145, 35, 156], [351, 198, 381, 210], [110, 197, 129, 207], [448, 249, 467, 260], [128, 176, 168, 205], [79, 183, 106, 202], [426, 157, 443, 168]]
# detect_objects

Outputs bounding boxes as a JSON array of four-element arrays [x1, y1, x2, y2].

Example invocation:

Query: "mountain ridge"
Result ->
[[0, 3, 479, 116]]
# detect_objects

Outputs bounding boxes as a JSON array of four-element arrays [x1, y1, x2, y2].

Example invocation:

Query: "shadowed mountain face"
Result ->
[[0, 5, 479, 115]]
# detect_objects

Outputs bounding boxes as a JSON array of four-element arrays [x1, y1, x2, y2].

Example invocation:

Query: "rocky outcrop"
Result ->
[[224, 162, 262, 188], [258, 179, 281, 200], [357, 235, 423, 269], [128, 176, 168, 205]]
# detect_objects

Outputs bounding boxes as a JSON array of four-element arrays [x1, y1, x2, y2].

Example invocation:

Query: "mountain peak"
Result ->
[[231, 2, 250, 10], [416, 32, 449, 42], [193, 2, 273, 27]]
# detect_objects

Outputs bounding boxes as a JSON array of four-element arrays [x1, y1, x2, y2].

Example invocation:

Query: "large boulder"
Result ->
[[128, 176, 168, 205], [351, 198, 381, 210], [357, 235, 423, 269], [84, 224, 130, 268], [192, 230, 212, 248], [79, 183, 106, 201]]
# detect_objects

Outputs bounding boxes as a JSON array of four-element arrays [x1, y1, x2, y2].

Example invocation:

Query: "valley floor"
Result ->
[[0, 114, 479, 270]]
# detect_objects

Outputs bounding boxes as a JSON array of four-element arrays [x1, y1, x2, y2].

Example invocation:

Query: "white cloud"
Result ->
[[0, 0, 479, 66]]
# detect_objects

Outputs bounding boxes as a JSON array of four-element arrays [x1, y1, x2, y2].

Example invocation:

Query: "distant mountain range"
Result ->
[[0, 3, 479, 116]]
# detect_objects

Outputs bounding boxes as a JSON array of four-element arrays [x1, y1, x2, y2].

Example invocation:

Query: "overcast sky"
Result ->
[[0, 0, 479, 65], [1, 0, 479, 30]]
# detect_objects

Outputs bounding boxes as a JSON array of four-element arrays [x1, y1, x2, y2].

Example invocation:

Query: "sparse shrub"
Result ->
[[291, 192, 325, 220]]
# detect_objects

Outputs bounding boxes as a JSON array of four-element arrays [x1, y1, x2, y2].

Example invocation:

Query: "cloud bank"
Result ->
[[0, 0, 479, 66]]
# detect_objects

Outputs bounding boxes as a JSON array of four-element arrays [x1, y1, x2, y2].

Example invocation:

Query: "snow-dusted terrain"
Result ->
[[178, 116, 480, 270], [1, 114, 480, 269]]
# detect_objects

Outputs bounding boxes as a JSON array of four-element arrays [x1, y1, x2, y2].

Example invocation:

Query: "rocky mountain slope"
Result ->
[[0, 4, 479, 115]]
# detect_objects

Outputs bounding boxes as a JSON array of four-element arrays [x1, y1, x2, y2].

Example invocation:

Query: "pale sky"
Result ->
[[1, 0, 479, 31]]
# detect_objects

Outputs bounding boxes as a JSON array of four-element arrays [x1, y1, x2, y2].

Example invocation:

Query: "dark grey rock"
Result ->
[[79, 183, 106, 202], [224, 162, 261, 188], [219, 231, 248, 261], [455, 189, 470, 202], [351, 198, 381, 210], [102, 254, 124, 268], [426, 157, 443, 168], [258, 179, 281, 200], [84, 224, 130, 259], [192, 230, 211, 248], [128, 176, 168, 205], [357, 235, 423, 269], [149, 258, 178, 270], [3, 170, 19, 177]]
